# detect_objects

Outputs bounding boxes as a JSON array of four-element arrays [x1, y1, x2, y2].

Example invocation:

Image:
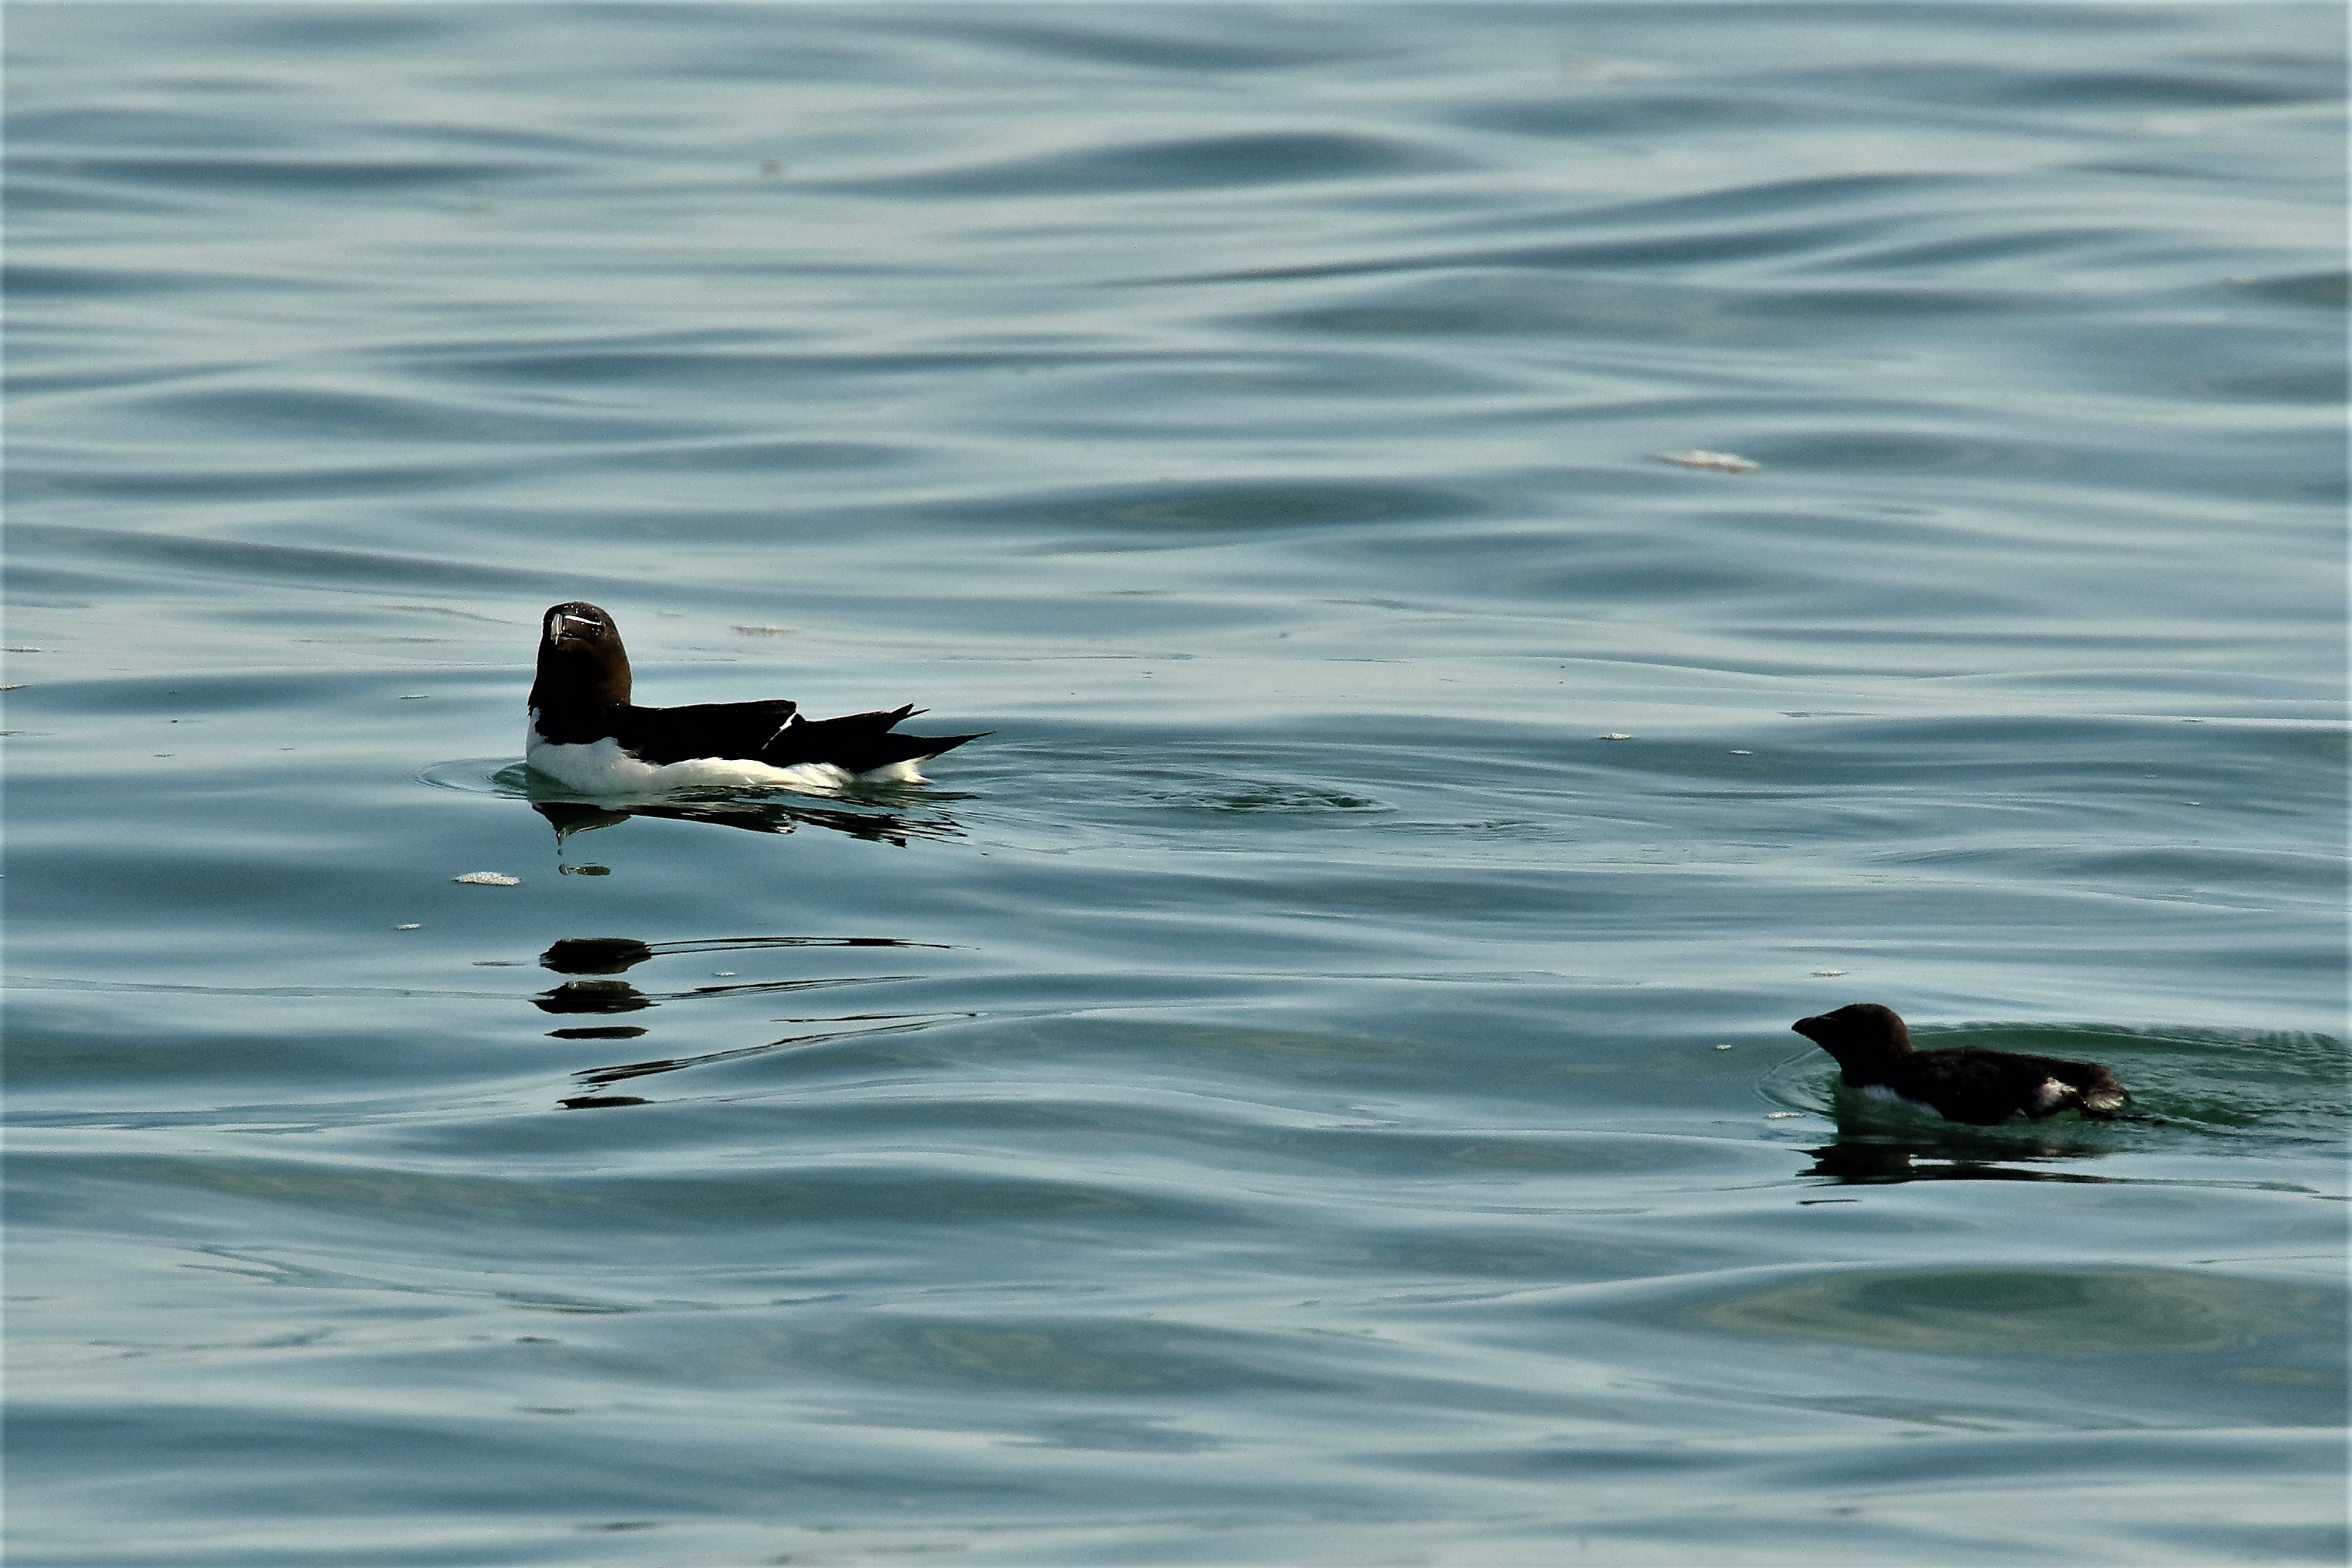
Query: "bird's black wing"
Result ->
[[756, 705, 986, 774], [1893, 1048, 2062, 1126], [614, 700, 802, 765]]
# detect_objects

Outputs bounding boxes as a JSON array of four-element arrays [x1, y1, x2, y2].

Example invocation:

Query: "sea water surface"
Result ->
[[5, 6, 2346, 1564]]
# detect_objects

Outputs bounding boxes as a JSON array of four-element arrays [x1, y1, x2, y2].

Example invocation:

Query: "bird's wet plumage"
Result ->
[[1792, 1002, 2133, 1126]]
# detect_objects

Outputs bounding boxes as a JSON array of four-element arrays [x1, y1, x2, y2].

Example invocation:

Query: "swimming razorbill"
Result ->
[[1792, 1002, 2134, 1126], [525, 602, 983, 796]]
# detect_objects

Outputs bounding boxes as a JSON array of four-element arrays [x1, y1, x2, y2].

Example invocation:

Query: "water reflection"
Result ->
[[526, 932, 958, 1110], [534, 979, 651, 1014], [1801, 1139, 2122, 1185], [533, 793, 962, 850], [532, 973, 914, 1014], [540, 935, 938, 975], [569, 1014, 949, 1094], [1802, 1108, 2123, 1185]]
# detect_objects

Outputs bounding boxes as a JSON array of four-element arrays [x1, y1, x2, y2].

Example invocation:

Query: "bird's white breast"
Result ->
[[1856, 1082, 1951, 1119], [525, 715, 927, 796]]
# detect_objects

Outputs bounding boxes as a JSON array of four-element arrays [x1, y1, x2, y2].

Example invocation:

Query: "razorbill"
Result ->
[[1792, 1003, 2135, 1126], [526, 602, 983, 796]]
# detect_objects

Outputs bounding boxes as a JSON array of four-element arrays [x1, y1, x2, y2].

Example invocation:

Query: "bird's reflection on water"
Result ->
[[525, 932, 960, 1111], [519, 794, 966, 1096], [533, 972, 915, 1013], [1802, 1113, 2124, 1186], [540, 935, 937, 975], [568, 1013, 944, 1092], [535, 979, 653, 1014], [533, 791, 963, 852]]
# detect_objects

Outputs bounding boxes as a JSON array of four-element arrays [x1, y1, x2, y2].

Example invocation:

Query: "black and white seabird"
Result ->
[[1792, 1003, 2133, 1126], [526, 602, 983, 795]]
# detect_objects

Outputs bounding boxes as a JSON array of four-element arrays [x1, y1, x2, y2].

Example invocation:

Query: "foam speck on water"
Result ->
[[1652, 449, 1761, 473]]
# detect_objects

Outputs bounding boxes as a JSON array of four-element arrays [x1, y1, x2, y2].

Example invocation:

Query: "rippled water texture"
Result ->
[[6, 6, 2346, 1564]]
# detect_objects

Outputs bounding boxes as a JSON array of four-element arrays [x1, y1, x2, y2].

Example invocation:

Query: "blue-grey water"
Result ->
[[6, 5, 2346, 1564]]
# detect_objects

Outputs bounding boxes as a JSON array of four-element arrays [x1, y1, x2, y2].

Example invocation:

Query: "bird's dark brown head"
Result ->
[[530, 602, 632, 713], [1792, 1002, 1913, 1082]]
